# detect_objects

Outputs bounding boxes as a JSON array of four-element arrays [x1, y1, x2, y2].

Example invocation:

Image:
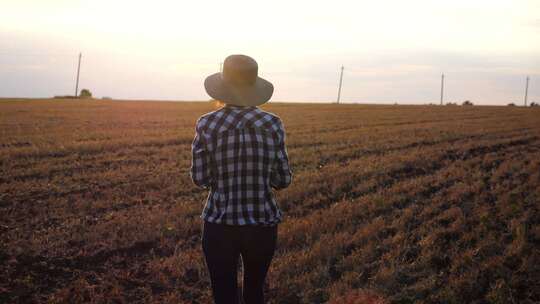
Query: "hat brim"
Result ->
[[204, 73, 274, 107]]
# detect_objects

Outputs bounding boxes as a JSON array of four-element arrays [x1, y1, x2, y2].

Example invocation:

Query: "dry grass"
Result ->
[[1, 99, 539, 303]]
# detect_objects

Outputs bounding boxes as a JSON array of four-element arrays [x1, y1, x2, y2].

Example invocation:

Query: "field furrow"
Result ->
[[1, 100, 539, 304]]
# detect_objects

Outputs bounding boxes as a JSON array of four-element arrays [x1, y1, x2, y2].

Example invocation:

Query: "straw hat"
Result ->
[[204, 54, 274, 107]]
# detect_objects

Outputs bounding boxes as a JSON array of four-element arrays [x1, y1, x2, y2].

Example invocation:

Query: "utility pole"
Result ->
[[75, 52, 82, 97], [220, 62, 223, 74], [524, 76, 529, 107], [440, 73, 445, 105], [336, 65, 344, 104]]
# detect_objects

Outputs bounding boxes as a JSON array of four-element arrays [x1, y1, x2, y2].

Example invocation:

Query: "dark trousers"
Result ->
[[201, 220, 278, 304]]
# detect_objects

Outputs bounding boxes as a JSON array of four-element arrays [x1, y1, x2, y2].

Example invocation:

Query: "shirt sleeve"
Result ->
[[270, 119, 293, 190], [190, 119, 213, 189]]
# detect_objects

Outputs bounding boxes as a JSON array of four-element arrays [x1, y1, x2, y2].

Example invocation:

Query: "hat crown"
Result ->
[[222, 54, 258, 86], [204, 54, 273, 107]]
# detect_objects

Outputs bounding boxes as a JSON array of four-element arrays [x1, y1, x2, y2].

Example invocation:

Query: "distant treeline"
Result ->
[[53, 95, 79, 99]]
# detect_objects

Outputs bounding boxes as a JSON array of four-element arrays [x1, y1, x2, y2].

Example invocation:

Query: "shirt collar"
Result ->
[[223, 104, 256, 110]]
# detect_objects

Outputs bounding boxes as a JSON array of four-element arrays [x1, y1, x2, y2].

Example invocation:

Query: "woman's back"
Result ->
[[191, 104, 292, 226]]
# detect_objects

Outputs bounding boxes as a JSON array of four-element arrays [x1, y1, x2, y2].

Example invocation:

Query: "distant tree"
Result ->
[[531, 102, 539, 107], [102, 96, 113, 100], [507, 103, 516, 106], [462, 100, 473, 106], [446, 102, 457, 106], [54, 95, 77, 99], [80, 89, 92, 98]]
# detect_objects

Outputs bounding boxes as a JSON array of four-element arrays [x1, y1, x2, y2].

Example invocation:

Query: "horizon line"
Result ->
[[0, 97, 535, 107]]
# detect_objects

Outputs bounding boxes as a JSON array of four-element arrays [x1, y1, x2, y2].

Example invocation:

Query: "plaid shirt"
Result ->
[[190, 104, 292, 226]]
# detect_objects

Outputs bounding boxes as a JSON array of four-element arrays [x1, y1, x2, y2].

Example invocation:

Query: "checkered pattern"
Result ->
[[190, 104, 292, 226]]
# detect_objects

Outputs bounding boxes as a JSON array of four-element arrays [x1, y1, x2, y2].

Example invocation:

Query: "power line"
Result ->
[[440, 73, 445, 105], [336, 66, 344, 104], [75, 53, 82, 97], [524, 76, 529, 107]]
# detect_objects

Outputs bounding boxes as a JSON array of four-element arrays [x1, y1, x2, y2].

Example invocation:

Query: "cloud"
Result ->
[[1, 29, 539, 104]]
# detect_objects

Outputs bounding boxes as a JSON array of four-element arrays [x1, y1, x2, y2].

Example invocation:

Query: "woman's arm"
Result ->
[[190, 119, 213, 189], [270, 119, 292, 190]]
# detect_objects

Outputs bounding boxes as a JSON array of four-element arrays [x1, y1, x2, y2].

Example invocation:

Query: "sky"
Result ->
[[1, 0, 539, 105]]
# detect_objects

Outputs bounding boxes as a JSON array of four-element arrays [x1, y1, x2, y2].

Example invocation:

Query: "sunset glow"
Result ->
[[1, 0, 539, 104]]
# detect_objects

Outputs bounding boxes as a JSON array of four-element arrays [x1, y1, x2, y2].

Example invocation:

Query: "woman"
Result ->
[[190, 54, 293, 304]]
